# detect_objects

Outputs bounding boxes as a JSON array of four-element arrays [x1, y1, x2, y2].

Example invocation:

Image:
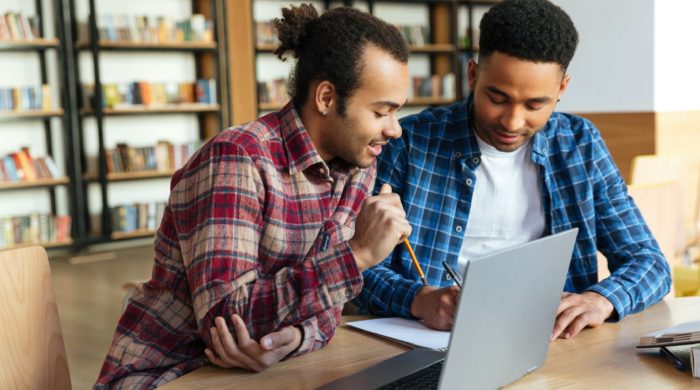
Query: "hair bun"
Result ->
[[273, 3, 319, 61]]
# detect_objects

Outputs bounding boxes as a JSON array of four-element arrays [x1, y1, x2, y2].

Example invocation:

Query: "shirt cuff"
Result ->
[[391, 278, 426, 319], [288, 320, 315, 358], [586, 280, 627, 322], [315, 241, 363, 304]]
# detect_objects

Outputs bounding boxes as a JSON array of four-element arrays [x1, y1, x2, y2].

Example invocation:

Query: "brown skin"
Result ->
[[206, 44, 411, 371], [411, 52, 614, 336]]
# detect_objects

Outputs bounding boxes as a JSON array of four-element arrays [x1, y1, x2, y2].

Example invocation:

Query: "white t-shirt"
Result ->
[[457, 135, 546, 275]]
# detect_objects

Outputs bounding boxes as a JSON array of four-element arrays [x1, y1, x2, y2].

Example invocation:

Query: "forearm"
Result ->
[[196, 241, 363, 342], [590, 249, 670, 320]]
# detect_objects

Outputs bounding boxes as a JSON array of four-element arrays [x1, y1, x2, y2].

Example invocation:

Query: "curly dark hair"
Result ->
[[479, 0, 579, 72], [273, 4, 408, 115]]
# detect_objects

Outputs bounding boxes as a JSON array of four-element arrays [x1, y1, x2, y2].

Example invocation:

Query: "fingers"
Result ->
[[260, 326, 296, 351], [208, 315, 264, 372], [379, 183, 392, 194]]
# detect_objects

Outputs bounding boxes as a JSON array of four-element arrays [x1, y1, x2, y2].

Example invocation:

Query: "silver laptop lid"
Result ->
[[438, 228, 578, 390]]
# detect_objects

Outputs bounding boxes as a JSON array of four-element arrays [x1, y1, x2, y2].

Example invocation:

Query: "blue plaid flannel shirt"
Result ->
[[354, 98, 671, 321]]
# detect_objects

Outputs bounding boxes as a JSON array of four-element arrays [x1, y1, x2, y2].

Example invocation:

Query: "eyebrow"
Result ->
[[485, 86, 553, 104], [370, 99, 408, 109]]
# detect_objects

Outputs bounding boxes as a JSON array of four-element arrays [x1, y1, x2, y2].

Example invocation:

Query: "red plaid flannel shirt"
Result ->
[[95, 102, 375, 388]]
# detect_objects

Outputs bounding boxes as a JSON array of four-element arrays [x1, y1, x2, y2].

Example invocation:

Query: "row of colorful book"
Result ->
[[255, 21, 277, 46], [0, 12, 41, 41], [77, 14, 213, 44], [82, 79, 216, 109], [111, 201, 166, 233], [255, 22, 431, 48], [0, 85, 52, 112], [0, 213, 71, 248], [257, 79, 288, 106], [1, 147, 60, 183], [397, 25, 430, 47], [408, 73, 456, 100], [104, 141, 199, 174]]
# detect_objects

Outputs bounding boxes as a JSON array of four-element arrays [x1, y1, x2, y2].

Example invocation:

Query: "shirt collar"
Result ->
[[278, 101, 325, 175], [278, 101, 360, 177]]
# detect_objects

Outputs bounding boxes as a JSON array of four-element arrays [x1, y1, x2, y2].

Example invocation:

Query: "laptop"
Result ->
[[318, 228, 578, 390]]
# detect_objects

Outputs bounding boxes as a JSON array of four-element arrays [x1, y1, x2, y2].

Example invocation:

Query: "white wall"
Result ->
[[653, 0, 700, 112], [552, 0, 655, 113]]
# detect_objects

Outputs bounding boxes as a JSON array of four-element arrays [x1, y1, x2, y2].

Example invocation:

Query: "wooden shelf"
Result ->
[[255, 43, 278, 52], [2, 239, 73, 250], [258, 102, 284, 111], [77, 40, 216, 51], [409, 44, 455, 53], [0, 109, 64, 120], [0, 38, 60, 51], [0, 177, 70, 191], [111, 229, 155, 240], [85, 170, 175, 182], [406, 97, 457, 106], [82, 104, 220, 116]]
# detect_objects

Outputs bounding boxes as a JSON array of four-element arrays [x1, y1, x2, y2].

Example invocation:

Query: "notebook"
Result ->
[[346, 317, 450, 351], [319, 228, 578, 390]]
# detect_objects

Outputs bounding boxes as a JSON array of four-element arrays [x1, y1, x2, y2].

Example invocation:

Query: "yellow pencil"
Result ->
[[403, 239, 427, 285]]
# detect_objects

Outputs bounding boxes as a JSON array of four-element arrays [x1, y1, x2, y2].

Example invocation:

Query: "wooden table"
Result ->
[[162, 297, 700, 389]]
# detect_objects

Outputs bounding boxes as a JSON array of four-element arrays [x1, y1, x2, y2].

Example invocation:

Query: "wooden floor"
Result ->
[[50, 245, 154, 389]]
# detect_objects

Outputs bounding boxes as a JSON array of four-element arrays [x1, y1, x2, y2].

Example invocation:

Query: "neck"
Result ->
[[299, 100, 333, 162]]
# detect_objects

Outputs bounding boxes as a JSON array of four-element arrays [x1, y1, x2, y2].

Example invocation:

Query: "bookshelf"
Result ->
[[67, 0, 229, 245], [248, 0, 498, 117], [0, 0, 77, 250]]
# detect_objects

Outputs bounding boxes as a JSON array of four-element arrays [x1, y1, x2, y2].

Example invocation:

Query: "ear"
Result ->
[[467, 59, 479, 91], [313, 81, 335, 116], [558, 74, 571, 99]]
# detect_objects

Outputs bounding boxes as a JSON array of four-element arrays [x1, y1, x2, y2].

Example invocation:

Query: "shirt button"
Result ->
[[472, 157, 480, 164], [465, 178, 473, 186], [455, 152, 462, 158], [455, 225, 463, 233]]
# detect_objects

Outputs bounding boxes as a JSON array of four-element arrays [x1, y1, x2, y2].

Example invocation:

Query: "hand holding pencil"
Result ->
[[349, 184, 412, 271]]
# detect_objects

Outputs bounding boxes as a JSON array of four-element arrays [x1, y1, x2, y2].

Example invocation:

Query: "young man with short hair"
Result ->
[[95, 4, 411, 387], [354, 0, 671, 338]]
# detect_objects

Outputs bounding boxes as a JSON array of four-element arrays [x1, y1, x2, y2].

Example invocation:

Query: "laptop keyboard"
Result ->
[[377, 360, 443, 390]]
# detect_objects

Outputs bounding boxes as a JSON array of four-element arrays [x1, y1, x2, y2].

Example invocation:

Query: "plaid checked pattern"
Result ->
[[95, 102, 374, 388], [354, 97, 671, 321]]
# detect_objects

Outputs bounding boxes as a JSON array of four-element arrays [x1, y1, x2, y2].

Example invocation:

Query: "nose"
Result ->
[[384, 114, 402, 140], [500, 105, 526, 132]]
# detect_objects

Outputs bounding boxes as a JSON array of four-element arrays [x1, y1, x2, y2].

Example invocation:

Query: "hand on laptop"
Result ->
[[349, 184, 412, 271], [205, 314, 302, 372], [410, 285, 461, 330], [551, 291, 614, 340]]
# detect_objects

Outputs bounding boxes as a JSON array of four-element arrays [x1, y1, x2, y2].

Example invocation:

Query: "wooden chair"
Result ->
[[0, 246, 71, 390], [630, 155, 700, 255], [598, 181, 681, 297]]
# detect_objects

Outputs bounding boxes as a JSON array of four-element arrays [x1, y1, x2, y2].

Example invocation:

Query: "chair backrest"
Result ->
[[0, 246, 71, 390], [597, 181, 681, 296], [630, 154, 699, 252]]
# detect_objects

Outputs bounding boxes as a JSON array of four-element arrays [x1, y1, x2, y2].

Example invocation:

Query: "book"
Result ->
[[345, 317, 450, 351], [638, 321, 700, 348]]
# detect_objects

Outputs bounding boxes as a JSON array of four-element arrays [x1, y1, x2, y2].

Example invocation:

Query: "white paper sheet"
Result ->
[[345, 317, 450, 351]]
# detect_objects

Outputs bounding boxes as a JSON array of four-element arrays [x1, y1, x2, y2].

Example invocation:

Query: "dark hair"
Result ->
[[479, 0, 579, 72], [273, 4, 408, 115]]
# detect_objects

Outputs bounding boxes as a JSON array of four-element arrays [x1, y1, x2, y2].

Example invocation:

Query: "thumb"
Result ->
[[379, 183, 392, 195], [260, 327, 296, 350]]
